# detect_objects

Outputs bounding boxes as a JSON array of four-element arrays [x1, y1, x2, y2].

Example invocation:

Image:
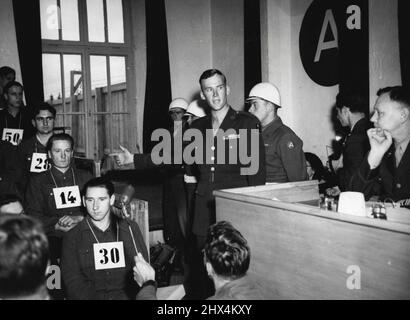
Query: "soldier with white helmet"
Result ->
[[183, 99, 207, 126], [247, 82, 307, 183], [168, 97, 188, 122]]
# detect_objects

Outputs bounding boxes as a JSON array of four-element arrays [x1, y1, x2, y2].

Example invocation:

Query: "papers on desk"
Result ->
[[156, 284, 185, 300]]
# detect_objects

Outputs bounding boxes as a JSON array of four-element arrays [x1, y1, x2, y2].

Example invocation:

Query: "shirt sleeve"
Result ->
[[277, 133, 308, 182], [61, 230, 99, 300]]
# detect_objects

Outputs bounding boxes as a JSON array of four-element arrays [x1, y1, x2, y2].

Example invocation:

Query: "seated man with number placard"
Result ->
[[61, 177, 148, 300], [25, 133, 92, 262], [0, 81, 35, 145], [17, 103, 56, 194]]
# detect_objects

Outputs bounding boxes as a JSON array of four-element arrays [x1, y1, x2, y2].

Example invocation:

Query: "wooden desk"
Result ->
[[214, 181, 410, 299]]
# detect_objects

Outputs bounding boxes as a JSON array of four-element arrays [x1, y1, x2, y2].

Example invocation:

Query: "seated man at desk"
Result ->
[[350, 86, 410, 202], [134, 221, 275, 300]]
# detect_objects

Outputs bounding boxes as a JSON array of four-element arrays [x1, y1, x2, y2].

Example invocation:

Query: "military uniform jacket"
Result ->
[[0, 140, 23, 195], [338, 118, 370, 191], [186, 106, 266, 236], [263, 117, 307, 183], [0, 108, 36, 142], [350, 143, 410, 202], [25, 166, 93, 236]]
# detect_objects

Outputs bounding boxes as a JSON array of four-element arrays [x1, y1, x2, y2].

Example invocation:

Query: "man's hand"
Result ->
[[133, 253, 155, 287], [55, 215, 84, 232], [367, 128, 393, 169], [109, 145, 134, 166]]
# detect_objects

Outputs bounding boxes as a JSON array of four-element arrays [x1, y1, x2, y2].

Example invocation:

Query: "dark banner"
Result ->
[[143, 0, 172, 153], [244, 0, 262, 107], [12, 0, 44, 107], [299, 0, 369, 112], [398, 0, 410, 87]]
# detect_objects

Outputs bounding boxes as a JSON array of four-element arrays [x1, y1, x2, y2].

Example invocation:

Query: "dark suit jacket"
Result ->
[[186, 106, 266, 236], [338, 118, 371, 191], [350, 142, 410, 201]]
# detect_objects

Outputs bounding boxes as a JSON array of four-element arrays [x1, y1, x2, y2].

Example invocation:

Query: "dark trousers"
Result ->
[[184, 234, 215, 300]]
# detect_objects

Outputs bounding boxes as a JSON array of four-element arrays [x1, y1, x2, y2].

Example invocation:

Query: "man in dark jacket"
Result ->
[[335, 90, 371, 191], [350, 86, 410, 202], [61, 177, 148, 300], [184, 69, 265, 299]]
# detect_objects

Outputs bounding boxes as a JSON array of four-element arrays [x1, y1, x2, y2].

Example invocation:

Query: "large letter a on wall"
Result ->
[[314, 10, 338, 62]]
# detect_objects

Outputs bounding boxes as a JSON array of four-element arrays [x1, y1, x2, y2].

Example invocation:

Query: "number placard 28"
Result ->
[[30, 153, 51, 173]]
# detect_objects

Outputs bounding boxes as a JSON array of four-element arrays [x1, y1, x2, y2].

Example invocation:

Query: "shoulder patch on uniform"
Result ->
[[287, 141, 295, 149]]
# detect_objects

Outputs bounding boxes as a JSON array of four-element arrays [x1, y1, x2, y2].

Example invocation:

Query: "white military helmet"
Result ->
[[168, 98, 188, 112], [185, 99, 206, 118], [246, 82, 281, 107]]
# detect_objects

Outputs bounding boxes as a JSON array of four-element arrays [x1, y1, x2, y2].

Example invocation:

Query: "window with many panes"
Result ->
[[40, 0, 132, 159]]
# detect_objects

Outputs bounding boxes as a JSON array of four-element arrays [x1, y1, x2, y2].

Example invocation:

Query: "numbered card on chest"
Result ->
[[2, 128, 24, 146], [93, 241, 126, 270], [53, 185, 81, 209], [30, 153, 51, 173]]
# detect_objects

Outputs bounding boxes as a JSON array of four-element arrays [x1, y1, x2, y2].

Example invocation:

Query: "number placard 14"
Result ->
[[53, 185, 81, 209], [93, 242, 126, 270]]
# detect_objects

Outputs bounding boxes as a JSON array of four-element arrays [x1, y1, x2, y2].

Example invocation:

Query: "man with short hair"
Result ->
[[0, 81, 35, 144], [25, 133, 93, 261], [17, 103, 56, 193], [334, 90, 371, 191], [0, 214, 50, 300], [0, 66, 16, 110], [184, 69, 265, 299], [61, 177, 148, 300], [0, 194, 24, 215], [351, 86, 410, 201], [133, 221, 276, 300], [247, 82, 307, 183]]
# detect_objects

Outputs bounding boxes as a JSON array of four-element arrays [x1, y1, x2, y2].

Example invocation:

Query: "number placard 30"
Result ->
[[53, 185, 81, 209], [30, 153, 51, 173], [93, 241, 126, 270]]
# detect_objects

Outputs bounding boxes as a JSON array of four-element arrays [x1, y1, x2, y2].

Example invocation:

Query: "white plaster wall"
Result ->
[[369, 0, 401, 110], [0, 0, 22, 82], [261, 0, 338, 162], [165, 0, 212, 102], [211, 0, 244, 110]]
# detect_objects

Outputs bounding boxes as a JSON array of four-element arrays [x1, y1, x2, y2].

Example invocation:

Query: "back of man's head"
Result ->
[[0, 215, 49, 299], [336, 90, 367, 114], [204, 221, 250, 281], [0, 194, 24, 215], [0, 66, 15, 81], [377, 86, 410, 110]]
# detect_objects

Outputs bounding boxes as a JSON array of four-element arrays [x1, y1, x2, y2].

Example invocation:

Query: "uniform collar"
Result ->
[[262, 116, 283, 132]]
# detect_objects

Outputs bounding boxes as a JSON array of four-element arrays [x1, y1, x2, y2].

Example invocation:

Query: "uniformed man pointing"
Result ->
[[247, 82, 307, 183]]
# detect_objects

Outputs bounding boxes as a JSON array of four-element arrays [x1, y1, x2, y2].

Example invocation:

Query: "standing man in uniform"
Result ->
[[25, 133, 93, 262], [0, 81, 35, 145], [351, 86, 410, 201], [17, 102, 56, 194], [334, 90, 371, 191], [184, 69, 265, 299], [247, 82, 307, 183]]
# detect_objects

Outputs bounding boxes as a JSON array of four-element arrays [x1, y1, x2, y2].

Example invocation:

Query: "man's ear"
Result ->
[[226, 85, 230, 96], [32, 119, 36, 127], [110, 194, 115, 206], [200, 91, 205, 100], [82, 196, 86, 207], [400, 107, 409, 122], [48, 151, 52, 159]]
